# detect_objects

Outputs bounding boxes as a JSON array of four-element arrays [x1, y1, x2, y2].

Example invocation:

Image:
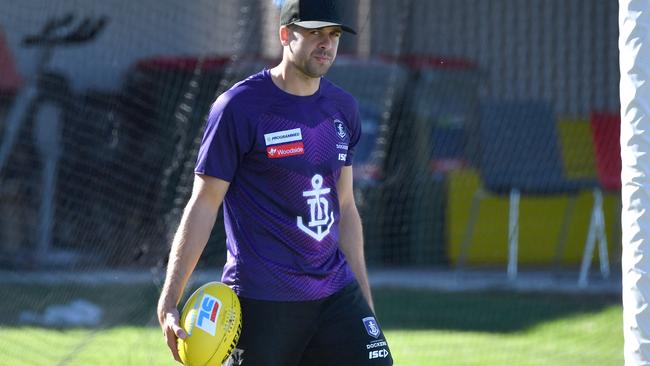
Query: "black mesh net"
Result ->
[[0, 1, 621, 365]]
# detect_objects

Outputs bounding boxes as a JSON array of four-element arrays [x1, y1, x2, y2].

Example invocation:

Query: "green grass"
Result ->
[[387, 307, 621, 365], [0, 284, 622, 365]]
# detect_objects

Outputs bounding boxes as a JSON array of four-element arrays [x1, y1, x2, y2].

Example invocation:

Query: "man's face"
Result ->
[[285, 25, 342, 78]]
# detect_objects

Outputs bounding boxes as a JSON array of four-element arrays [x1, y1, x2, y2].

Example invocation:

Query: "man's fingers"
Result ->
[[166, 311, 186, 339], [161, 310, 185, 363], [165, 328, 183, 363], [174, 324, 187, 340]]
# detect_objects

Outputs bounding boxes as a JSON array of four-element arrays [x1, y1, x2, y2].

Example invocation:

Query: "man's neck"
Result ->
[[270, 61, 321, 96]]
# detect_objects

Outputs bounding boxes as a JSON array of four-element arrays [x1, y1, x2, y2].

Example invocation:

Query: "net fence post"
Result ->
[[621, 0, 650, 363]]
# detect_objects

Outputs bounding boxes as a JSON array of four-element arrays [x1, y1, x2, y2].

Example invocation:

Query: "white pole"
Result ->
[[34, 101, 62, 261], [621, 1, 650, 364], [507, 189, 520, 281]]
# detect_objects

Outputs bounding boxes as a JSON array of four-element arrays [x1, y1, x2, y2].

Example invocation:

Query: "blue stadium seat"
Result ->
[[328, 58, 449, 265], [402, 61, 481, 172], [326, 57, 409, 185], [458, 100, 597, 279]]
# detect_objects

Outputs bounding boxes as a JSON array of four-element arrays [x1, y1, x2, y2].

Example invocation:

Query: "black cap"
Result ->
[[280, 0, 356, 34]]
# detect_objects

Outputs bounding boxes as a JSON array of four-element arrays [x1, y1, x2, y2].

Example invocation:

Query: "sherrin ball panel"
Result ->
[[178, 282, 242, 366]]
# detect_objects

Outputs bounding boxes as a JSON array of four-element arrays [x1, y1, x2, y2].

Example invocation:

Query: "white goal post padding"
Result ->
[[621, 0, 650, 364]]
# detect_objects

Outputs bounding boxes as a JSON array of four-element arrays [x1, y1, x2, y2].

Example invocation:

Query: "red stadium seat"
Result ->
[[0, 26, 23, 94], [590, 112, 621, 192]]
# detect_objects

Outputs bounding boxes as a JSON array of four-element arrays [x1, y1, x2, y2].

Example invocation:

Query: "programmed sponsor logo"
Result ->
[[336, 143, 349, 150], [264, 128, 302, 146], [196, 294, 221, 336], [267, 142, 305, 158]]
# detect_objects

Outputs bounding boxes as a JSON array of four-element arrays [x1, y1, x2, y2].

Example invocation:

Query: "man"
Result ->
[[157, 0, 393, 364]]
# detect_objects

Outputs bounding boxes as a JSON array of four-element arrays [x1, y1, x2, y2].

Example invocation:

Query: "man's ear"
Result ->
[[279, 25, 290, 46]]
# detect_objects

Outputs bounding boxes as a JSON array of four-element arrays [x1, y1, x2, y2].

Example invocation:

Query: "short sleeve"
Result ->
[[344, 100, 361, 166], [195, 94, 254, 181]]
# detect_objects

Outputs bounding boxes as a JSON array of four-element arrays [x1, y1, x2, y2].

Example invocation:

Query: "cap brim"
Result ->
[[292, 21, 356, 34]]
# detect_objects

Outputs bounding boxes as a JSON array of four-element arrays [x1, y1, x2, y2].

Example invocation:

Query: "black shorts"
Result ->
[[223, 281, 393, 366]]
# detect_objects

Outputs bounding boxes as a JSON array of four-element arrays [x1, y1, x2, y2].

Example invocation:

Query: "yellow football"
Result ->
[[178, 282, 242, 366]]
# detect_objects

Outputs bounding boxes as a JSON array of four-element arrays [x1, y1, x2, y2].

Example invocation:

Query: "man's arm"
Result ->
[[157, 174, 230, 363], [337, 165, 374, 312]]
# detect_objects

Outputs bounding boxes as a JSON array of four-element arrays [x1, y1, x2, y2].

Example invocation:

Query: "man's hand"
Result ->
[[158, 307, 187, 364]]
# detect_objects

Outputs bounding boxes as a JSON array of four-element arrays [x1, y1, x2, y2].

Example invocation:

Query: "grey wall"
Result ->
[[0, 0, 260, 91], [1, 0, 619, 115], [371, 0, 619, 115]]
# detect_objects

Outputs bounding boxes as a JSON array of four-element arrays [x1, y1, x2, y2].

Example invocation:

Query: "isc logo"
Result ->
[[338, 153, 347, 161], [196, 294, 221, 336], [369, 349, 389, 359]]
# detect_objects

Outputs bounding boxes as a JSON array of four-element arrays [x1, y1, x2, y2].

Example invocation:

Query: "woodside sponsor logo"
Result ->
[[266, 142, 304, 158]]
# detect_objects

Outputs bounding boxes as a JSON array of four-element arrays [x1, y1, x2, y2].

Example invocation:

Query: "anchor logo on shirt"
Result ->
[[334, 119, 347, 139], [297, 174, 335, 241]]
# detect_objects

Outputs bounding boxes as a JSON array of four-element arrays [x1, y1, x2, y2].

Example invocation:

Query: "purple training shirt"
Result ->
[[195, 69, 361, 301]]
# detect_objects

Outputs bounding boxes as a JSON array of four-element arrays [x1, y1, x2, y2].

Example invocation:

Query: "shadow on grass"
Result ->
[[0, 283, 621, 333], [374, 288, 621, 333]]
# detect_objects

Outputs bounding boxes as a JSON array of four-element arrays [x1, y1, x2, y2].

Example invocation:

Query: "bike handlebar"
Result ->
[[22, 14, 109, 47]]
